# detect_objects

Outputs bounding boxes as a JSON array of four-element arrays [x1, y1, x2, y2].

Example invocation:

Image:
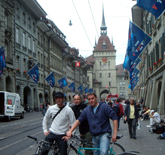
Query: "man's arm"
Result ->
[[112, 120, 118, 142], [66, 120, 80, 137], [42, 108, 51, 136]]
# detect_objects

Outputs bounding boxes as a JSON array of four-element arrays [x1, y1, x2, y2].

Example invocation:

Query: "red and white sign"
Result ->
[[8, 99, 12, 105], [75, 62, 80, 67]]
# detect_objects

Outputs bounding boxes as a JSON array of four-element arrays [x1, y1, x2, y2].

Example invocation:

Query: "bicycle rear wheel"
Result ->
[[67, 144, 78, 155], [109, 142, 125, 155], [48, 148, 60, 155]]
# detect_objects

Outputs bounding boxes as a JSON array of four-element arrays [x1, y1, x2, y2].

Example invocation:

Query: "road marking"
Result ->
[[0, 118, 42, 128], [0, 131, 43, 151]]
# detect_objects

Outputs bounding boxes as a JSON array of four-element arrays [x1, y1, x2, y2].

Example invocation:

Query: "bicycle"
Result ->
[[27, 135, 139, 155], [27, 135, 78, 155], [68, 134, 139, 155]]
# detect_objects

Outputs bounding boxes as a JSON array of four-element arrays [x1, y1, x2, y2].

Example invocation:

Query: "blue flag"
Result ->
[[0, 46, 6, 76], [128, 21, 152, 64], [77, 84, 83, 93], [123, 23, 132, 71], [130, 68, 140, 79], [68, 82, 75, 92], [27, 63, 39, 84], [45, 72, 55, 88], [137, 0, 165, 18], [84, 87, 89, 93], [130, 58, 141, 72], [88, 88, 93, 93], [58, 76, 67, 88]]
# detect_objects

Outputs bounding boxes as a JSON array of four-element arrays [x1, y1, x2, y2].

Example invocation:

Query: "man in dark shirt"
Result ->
[[71, 94, 92, 155]]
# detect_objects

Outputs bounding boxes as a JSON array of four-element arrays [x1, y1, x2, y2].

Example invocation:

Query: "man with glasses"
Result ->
[[41, 92, 76, 155], [72, 94, 92, 155], [66, 92, 118, 155]]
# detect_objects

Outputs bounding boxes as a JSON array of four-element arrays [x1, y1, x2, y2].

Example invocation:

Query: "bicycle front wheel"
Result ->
[[67, 144, 78, 155], [35, 146, 41, 155], [109, 142, 125, 155]]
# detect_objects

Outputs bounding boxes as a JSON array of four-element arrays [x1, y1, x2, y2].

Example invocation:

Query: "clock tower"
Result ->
[[86, 6, 117, 100]]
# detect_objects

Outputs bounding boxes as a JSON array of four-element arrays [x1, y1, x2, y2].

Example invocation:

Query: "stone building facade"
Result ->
[[131, 5, 165, 114], [0, 0, 88, 110], [86, 8, 117, 101], [116, 64, 129, 99]]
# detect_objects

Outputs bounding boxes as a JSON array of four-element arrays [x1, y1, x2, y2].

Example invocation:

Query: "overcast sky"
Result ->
[[37, 0, 136, 65]]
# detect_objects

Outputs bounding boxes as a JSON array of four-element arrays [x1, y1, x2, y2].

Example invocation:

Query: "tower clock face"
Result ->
[[102, 57, 107, 63]]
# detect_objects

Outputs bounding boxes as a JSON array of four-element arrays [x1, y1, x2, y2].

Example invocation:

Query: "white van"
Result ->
[[0, 91, 24, 121]]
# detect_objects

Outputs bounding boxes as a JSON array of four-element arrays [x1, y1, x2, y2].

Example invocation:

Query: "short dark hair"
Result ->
[[116, 98, 121, 102], [87, 92, 97, 98]]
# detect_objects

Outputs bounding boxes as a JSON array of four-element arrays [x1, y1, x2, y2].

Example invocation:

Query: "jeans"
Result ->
[[41, 132, 67, 155], [92, 133, 111, 155], [128, 118, 136, 138]]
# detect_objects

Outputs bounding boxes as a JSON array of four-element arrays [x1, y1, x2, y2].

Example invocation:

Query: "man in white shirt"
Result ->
[[149, 110, 161, 126], [41, 92, 76, 155]]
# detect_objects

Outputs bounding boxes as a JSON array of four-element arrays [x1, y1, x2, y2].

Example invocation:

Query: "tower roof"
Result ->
[[94, 36, 115, 51], [101, 5, 107, 29]]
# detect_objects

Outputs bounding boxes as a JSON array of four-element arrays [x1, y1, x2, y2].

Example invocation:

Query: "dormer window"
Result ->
[[102, 45, 107, 49]]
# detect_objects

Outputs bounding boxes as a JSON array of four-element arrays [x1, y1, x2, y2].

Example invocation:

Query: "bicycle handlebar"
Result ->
[[27, 135, 37, 141]]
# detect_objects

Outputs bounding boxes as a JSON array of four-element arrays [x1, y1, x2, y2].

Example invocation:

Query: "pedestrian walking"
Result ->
[[112, 98, 124, 131], [65, 92, 118, 155], [124, 97, 140, 139]]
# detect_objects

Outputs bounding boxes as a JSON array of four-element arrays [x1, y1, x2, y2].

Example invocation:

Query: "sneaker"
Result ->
[[146, 125, 151, 128], [149, 128, 153, 133], [157, 136, 164, 140]]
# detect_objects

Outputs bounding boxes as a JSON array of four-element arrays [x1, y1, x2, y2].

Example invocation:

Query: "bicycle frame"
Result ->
[[76, 144, 116, 155]]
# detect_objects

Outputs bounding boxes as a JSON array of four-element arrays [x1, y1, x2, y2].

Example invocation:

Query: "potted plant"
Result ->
[[149, 67, 152, 74], [17, 69, 20, 72], [153, 62, 157, 71], [157, 58, 162, 67], [23, 71, 27, 73]]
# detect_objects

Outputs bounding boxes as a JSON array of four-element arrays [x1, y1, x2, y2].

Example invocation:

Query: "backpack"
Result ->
[[112, 103, 120, 114]]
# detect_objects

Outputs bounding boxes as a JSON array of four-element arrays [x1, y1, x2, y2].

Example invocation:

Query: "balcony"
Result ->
[[22, 46, 27, 52], [6, 57, 13, 65], [16, 42, 20, 49], [5, 25, 12, 36], [28, 49, 32, 54]]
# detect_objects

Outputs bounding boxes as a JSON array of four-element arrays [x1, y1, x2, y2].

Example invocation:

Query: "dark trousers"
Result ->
[[128, 118, 136, 137], [81, 132, 93, 155], [117, 115, 122, 129], [41, 132, 67, 155]]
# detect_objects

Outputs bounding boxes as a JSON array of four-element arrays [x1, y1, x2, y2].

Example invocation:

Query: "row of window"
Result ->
[[99, 73, 111, 77], [16, 28, 35, 52]]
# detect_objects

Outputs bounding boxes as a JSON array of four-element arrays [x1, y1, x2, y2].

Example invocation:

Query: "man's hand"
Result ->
[[66, 131, 72, 137], [62, 136, 70, 142], [44, 131, 50, 136], [111, 134, 117, 142], [124, 116, 127, 121]]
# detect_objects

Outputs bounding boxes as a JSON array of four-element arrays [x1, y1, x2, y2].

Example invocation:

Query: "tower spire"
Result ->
[[100, 3, 107, 36]]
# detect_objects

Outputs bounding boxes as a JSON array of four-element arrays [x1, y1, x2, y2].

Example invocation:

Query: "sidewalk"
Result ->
[[16, 118, 165, 155], [116, 118, 165, 155]]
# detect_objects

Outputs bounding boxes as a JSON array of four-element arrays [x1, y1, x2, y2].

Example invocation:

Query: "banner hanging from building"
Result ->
[[45, 72, 55, 88], [88, 88, 93, 93], [77, 84, 83, 93], [68, 82, 75, 92], [0, 46, 6, 76], [84, 87, 89, 93], [137, 0, 165, 18], [27, 63, 39, 84], [58, 76, 67, 88]]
